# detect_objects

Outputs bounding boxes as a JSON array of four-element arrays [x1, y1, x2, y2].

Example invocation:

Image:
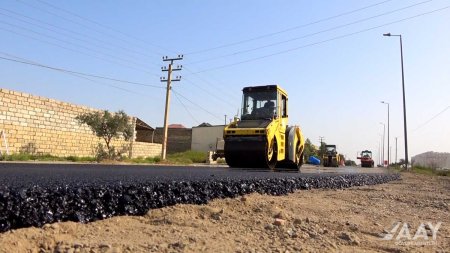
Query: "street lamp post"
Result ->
[[378, 141, 381, 166], [381, 101, 390, 166], [383, 33, 409, 169], [379, 122, 385, 166], [395, 137, 398, 164]]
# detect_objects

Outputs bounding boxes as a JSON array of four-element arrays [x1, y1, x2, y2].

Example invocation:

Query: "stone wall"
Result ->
[[131, 142, 161, 158], [0, 88, 161, 158]]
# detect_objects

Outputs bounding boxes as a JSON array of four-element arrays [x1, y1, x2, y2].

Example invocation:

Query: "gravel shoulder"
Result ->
[[0, 172, 448, 253]]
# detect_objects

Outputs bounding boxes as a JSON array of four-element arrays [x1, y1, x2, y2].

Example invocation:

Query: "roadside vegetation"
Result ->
[[76, 110, 133, 161], [124, 151, 207, 164], [0, 153, 96, 162], [0, 150, 208, 165], [390, 164, 449, 176]]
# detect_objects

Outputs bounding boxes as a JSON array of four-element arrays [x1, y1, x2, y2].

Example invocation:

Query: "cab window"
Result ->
[[281, 95, 287, 118]]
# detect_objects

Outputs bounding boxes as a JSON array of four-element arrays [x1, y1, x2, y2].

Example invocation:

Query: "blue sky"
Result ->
[[1, 0, 449, 162]]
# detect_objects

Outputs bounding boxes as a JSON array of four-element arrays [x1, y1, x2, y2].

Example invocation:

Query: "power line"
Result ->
[[0, 7, 163, 67], [35, 0, 175, 55], [182, 66, 240, 100], [186, 0, 395, 55], [0, 26, 161, 77], [0, 20, 160, 76], [0, 53, 164, 89], [2, 53, 144, 95], [187, 0, 431, 65], [171, 89, 222, 121], [15, 0, 165, 58], [0, 4, 240, 108], [64, 72, 142, 95], [182, 77, 236, 108], [191, 5, 450, 74], [173, 90, 200, 125], [1, 2, 247, 111], [414, 106, 450, 131]]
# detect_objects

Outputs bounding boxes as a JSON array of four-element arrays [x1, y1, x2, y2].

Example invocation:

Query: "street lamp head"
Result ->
[[383, 33, 391, 36]]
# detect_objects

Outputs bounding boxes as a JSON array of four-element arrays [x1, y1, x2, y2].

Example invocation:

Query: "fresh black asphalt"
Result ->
[[0, 163, 400, 232]]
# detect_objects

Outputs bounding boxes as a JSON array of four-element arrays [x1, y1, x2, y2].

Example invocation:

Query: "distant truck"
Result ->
[[358, 150, 374, 168], [323, 145, 341, 167], [211, 138, 225, 161]]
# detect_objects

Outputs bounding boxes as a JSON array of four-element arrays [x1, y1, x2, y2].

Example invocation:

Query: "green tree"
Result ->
[[76, 110, 133, 160], [345, 160, 357, 166], [318, 141, 327, 158], [303, 138, 317, 161]]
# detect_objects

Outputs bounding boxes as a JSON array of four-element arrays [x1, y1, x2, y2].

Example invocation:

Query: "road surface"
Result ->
[[0, 162, 398, 232], [0, 162, 389, 188]]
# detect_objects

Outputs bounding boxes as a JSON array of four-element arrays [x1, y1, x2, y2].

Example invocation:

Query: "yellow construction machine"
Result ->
[[223, 85, 305, 171], [322, 145, 341, 167]]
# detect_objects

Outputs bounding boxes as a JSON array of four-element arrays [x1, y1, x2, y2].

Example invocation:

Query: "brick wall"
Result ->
[[0, 88, 161, 158]]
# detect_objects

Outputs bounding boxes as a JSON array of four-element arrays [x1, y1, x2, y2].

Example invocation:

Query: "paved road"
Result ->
[[0, 162, 389, 189], [0, 162, 397, 232]]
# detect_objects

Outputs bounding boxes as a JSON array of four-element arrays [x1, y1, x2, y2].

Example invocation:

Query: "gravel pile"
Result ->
[[0, 172, 400, 232]]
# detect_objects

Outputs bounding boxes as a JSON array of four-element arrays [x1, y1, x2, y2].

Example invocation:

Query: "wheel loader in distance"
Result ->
[[357, 150, 375, 168], [223, 85, 305, 171], [322, 145, 341, 167]]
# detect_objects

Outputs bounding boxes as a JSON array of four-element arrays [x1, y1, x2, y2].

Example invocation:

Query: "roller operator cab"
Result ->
[[223, 85, 305, 171]]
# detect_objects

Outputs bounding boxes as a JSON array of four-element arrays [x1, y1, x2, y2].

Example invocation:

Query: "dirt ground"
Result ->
[[0, 172, 448, 253]]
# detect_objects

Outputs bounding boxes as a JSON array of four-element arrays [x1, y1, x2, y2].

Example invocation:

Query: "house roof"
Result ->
[[168, 124, 186, 129], [197, 122, 212, 127], [135, 118, 154, 130]]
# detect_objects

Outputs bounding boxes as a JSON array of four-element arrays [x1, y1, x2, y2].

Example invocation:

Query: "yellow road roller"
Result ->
[[223, 85, 305, 171]]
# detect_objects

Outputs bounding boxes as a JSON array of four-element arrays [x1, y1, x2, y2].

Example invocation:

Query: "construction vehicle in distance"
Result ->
[[322, 145, 341, 167], [211, 138, 225, 161], [223, 85, 305, 171], [357, 150, 375, 168]]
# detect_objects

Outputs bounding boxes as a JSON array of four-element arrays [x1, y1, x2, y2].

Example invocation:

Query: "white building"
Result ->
[[412, 151, 450, 169], [191, 124, 225, 152]]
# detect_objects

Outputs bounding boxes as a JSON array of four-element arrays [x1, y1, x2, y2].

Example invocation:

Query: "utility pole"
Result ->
[[319, 136, 324, 146], [224, 115, 227, 125], [160, 55, 183, 160], [395, 137, 398, 164], [390, 146, 392, 166], [381, 101, 390, 166], [378, 142, 381, 166], [380, 122, 385, 166], [318, 136, 325, 159]]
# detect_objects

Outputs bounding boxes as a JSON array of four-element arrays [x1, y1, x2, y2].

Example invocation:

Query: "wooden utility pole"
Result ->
[[319, 136, 324, 146], [160, 55, 183, 160]]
